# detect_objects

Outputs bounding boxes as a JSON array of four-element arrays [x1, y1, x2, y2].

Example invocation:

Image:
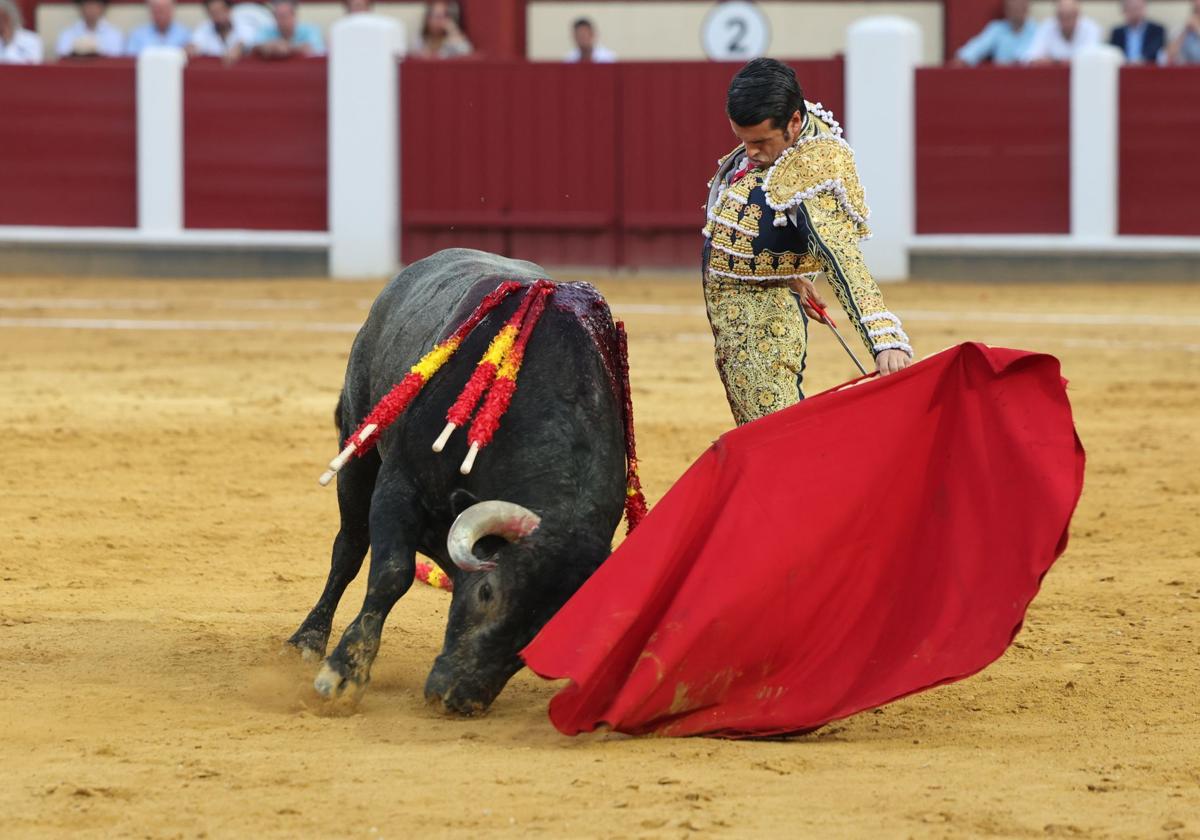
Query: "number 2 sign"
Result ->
[[701, 1, 771, 61]]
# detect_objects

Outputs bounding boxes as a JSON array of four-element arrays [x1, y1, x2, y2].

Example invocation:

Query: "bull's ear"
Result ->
[[449, 488, 481, 519]]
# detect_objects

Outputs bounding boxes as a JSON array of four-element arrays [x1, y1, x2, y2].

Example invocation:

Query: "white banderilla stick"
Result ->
[[317, 423, 378, 486]]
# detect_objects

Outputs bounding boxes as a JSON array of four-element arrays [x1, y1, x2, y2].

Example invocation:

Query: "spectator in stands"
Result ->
[[1164, 0, 1200, 63], [189, 0, 254, 60], [1109, 0, 1166, 62], [565, 17, 615, 63], [252, 0, 325, 58], [1023, 0, 1102, 63], [413, 1, 471, 58], [0, 0, 42, 63], [56, 0, 123, 58], [125, 0, 191, 55], [953, 0, 1035, 65]]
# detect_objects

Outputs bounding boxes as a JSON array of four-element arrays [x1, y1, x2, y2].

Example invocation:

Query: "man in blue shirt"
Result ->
[[954, 0, 1037, 65], [124, 0, 190, 55], [253, 0, 325, 58], [1110, 0, 1167, 62]]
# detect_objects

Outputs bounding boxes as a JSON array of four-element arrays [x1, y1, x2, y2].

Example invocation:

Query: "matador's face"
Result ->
[[729, 109, 805, 170]]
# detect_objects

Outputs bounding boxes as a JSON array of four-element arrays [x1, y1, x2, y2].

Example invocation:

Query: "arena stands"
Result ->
[[1, 0, 1198, 279]]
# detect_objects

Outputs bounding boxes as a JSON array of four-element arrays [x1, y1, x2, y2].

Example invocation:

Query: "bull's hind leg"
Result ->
[[314, 466, 419, 701], [286, 450, 380, 660]]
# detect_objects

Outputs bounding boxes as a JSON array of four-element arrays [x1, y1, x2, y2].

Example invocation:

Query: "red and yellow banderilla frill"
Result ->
[[432, 279, 555, 456], [317, 280, 523, 485], [459, 281, 554, 475]]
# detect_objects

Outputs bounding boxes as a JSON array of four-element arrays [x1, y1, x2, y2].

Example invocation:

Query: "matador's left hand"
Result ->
[[875, 349, 912, 376]]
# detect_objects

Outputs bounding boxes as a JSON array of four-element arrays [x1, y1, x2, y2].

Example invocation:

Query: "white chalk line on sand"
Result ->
[[0, 297, 331, 311], [0, 317, 360, 333], [669, 331, 1200, 354], [615, 303, 1200, 327], [2, 297, 1200, 327], [2, 316, 1198, 354]]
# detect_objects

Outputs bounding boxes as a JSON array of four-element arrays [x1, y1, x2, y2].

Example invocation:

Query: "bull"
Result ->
[[287, 248, 630, 714]]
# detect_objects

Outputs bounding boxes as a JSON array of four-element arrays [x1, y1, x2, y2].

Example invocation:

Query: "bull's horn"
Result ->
[[447, 501, 541, 573]]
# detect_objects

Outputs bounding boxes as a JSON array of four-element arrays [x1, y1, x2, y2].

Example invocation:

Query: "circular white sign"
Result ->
[[701, 1, 771, 61]]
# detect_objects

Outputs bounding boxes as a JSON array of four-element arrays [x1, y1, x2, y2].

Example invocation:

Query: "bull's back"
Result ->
[[344, 249, 549, 408]]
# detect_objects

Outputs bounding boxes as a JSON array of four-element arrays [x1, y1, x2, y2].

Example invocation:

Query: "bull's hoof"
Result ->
[[425, 687, 489, 717], [314, 660, 366, 701], [284, 628, 328, 662]]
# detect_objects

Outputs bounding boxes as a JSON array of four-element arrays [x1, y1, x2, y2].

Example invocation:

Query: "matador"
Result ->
[[702, 58, 913, 425]]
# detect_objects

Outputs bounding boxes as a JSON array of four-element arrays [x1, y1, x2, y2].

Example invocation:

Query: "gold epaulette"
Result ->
[[760, 135, 870, 237]]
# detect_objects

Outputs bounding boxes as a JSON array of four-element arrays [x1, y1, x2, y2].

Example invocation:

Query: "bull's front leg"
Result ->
[[287, 450, 380, 660], [314, 467, 420, 702]]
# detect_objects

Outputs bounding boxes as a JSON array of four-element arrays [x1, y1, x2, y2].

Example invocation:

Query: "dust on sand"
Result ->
[[1, 277, 1197, 838]]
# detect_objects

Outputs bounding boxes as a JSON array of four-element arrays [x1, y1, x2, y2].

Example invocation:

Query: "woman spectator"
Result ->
[[1165, 0, 1200, 63], [414, 1, 471, 58], [0, 0, 42, 63]]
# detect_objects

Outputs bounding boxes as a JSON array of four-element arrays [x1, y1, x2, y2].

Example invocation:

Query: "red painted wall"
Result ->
[[400, 59, 844, 267], [1119, 67, 1200, 236], [915, 66, 1070, 234], [183, 59, 328, 231], [0, 63, 136, 228]]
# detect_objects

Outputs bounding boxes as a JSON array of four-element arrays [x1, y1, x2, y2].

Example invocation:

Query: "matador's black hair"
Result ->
[[726, 58, 807, 131]]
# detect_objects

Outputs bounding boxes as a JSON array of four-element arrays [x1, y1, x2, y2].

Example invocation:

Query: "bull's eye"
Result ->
[[478, 582, 493, 603]]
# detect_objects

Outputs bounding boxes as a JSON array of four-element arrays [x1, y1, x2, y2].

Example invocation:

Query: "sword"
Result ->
[[805, 297, 869, 378]]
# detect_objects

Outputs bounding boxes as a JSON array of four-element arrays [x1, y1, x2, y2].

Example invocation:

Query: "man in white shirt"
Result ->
[[56, 0, 124, 58], [0, 0, 43, 63], [565, 17, 616, 63], [190, 0, 255, 59], [1023, 0, 1102, 62], [125, 0, 190, 55]]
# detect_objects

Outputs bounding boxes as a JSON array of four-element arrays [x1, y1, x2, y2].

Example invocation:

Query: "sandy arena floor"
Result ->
[[0, 274, 1197, 839]]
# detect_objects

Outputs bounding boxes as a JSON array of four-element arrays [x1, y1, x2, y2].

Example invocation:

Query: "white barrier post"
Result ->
[[1071, 45, 1123, 241], [329, 15, 406, 279], [845, 16, 921, 281], [137, 47, 187, 234]]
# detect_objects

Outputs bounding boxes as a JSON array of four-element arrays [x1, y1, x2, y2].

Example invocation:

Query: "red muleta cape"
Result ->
[[521, 343, 1085, 738]]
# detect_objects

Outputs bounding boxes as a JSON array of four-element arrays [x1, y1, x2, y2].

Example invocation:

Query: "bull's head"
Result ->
[[426, 500, 546, 715]]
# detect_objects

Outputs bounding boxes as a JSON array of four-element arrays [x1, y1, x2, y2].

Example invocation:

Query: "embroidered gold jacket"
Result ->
[[701, 103, 912, 358]]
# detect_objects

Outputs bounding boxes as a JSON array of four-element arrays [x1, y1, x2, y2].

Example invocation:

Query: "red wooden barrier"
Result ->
[[0, 62, 136, 228], [915, 66, 1070, 234], [1119, 67, 1200, 236], [183, 59, 328, 231], [400, 59, 844, 268]]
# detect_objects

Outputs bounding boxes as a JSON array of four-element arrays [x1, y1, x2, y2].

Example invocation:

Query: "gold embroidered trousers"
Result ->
[[703, 277, 808, 426]]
